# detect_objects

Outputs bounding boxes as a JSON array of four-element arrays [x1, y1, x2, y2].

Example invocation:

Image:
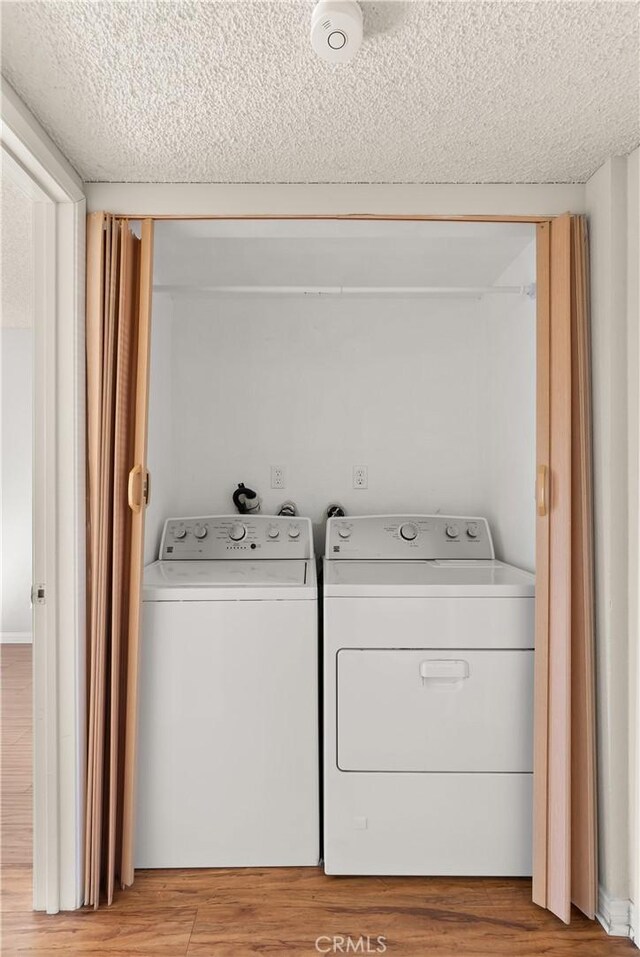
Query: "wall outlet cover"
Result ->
[[353, 466, 368, 489], [271, 465, 286, 489]]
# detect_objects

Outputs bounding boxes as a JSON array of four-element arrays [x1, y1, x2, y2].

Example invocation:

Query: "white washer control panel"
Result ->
[[159, 515, 313, 560], [326, 515, 494, 560]]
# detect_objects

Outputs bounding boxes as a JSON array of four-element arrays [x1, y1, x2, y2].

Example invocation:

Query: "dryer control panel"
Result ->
[[159, 515, 314, 560], [326, 515, 494, 560]]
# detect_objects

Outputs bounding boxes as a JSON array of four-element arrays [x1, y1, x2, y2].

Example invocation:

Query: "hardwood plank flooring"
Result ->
[[1, 644, 634, 955], [1, 644, 32, 878]]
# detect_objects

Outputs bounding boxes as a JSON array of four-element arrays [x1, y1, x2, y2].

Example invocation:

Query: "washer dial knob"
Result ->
[[338, 526, 351, 539], [267, 526, 280, 540], [466, 522, 480, 539], [193, 523, 208, 540], [173, 524, 187, 540], [229, 523, 246, 542], [399, 523, 418, 542], [288, 525, 301, 539], [445, 524, 460, 539]]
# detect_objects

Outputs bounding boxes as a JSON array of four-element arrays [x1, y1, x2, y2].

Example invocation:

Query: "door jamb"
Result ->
[[2, 80, 86, 913]]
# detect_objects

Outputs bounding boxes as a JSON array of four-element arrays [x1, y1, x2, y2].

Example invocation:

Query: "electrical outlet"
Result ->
[[271, 465, 286, 490], [353, 466, 368, 489]]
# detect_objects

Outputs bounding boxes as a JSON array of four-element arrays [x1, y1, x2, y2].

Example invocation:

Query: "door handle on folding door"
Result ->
[[128, 464, 143, 513], [536, 464, 548, 517]]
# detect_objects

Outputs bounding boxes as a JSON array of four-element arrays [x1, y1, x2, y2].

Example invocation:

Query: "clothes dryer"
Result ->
[[323, 514, 534, 876]]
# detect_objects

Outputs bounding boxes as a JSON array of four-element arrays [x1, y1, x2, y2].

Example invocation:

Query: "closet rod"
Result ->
[[153, 283, 536, 298]]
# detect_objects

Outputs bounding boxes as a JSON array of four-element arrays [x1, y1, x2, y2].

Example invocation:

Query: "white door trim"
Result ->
[[2, 79, 86, 913], [1, 79, 84, 203]]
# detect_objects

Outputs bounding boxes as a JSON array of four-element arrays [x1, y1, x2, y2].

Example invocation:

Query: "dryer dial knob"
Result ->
[[193, 523, 208, 540], [288, 525, 301, 539], [229, 523, 246, 542], [173, 524, 187, 540], [267, 526, 280, 539], [466, 522, 479, 539], [399, 523, 418, 541], [446, 524, 460, 539], [338, 527, 351, 539]]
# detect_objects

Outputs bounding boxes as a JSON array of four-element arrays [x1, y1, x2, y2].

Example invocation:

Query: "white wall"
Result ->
[[1, 175, 33, 642], [171, 295, 490, 545], [483, 242, 537, 571], [586, 151, 639, 936], [147, 268, 536, 566], [145, 293, 175, 564], [1, 327, 33, 637]]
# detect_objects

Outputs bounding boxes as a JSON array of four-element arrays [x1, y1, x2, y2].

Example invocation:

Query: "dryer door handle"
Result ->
[[420, 659, 469, 683]]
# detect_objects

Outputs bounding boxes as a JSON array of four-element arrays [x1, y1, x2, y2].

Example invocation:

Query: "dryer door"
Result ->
[[337, 649, 533, 772]]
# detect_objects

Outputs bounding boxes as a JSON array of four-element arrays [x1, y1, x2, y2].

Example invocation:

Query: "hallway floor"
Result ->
[[1, 644, 634, 956], [1, 644, 32, 868]]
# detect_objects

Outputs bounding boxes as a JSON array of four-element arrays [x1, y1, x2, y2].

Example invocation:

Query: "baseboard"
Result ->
[[0, 632, 32, 644], [630, 901, 639, 949], [597, 885, 632, 937]]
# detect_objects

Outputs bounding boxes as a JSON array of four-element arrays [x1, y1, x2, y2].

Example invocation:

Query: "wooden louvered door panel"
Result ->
[[532, 214, 596, 923], [120, 218, 154, 890]]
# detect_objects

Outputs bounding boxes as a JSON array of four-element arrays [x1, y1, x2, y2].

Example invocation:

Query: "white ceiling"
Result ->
[[153, 219, 535, 289], [1, 174, 33, 328], [2, 1, 638, 185]]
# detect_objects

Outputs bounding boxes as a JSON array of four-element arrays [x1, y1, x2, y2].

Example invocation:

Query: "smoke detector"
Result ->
[[311, 1, 363, 64]]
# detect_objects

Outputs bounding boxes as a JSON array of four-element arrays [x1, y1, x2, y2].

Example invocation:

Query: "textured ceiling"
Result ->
[[2, 1, 638, 184], [0, 175, 33, 329]]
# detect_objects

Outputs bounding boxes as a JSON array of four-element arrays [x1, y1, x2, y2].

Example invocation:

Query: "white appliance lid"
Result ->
[[143, 559, 316, 601], [323, 559, 534, 598], [145, 560, 308, 587]]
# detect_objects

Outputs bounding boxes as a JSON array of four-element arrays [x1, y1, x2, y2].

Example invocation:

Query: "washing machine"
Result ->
[[323, 514, 535, 876], [135, 514, 319, 868]]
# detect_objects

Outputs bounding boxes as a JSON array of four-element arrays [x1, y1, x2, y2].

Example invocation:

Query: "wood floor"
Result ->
[[1, 645, 32, 868], [1, 644, 634, 956]]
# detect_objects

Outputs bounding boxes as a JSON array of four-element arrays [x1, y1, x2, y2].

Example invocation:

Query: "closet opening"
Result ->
[[131, 218, 538, 884], [81, 212, 592, 923]]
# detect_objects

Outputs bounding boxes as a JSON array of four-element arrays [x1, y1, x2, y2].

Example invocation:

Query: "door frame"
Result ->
[[1, 80, 86, 913]]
